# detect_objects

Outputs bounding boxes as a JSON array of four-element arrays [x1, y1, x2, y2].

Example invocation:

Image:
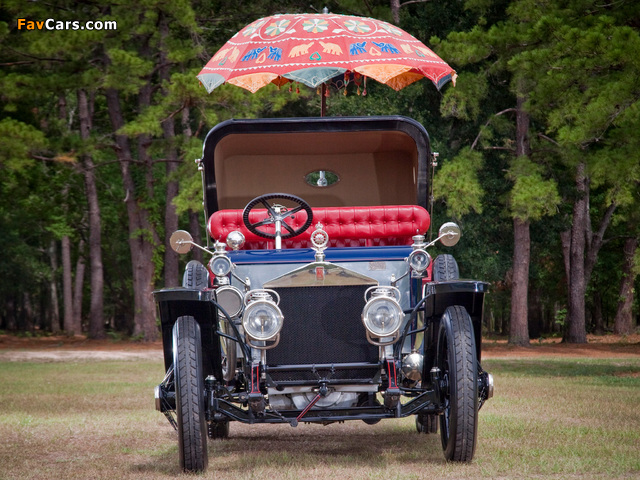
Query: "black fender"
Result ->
[[421, 280, 488, 379], [154, 288, 223, 381]]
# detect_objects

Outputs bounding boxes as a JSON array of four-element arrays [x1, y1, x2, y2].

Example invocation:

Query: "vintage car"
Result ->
[[153, 116, 493, 472]]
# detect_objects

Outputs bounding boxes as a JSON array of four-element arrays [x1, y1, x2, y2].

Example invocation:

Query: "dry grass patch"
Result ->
[[0, 356, 639, 479]]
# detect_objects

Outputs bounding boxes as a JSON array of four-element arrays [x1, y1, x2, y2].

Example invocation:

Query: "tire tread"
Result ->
[[182, 260, 209, 289], [433, 254, 459, 282], [438, 305, 478, 462], [173, 316, 208, 472]]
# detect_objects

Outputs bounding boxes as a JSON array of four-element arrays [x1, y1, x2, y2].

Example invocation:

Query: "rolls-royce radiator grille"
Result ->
[[266, 285, 378, 383]]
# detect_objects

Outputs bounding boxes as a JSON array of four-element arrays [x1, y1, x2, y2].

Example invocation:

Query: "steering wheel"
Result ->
[[242, 193, 313, 240]]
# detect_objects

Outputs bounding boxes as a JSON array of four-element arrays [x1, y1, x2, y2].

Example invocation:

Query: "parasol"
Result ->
[[198, 12, 456, 114]]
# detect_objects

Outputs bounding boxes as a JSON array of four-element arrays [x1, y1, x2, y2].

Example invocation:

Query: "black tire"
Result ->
[[208, 420, 230, 439], [182, 260, 209, 289], [173, 316, 208, 472], [432, 254, 459, 282], [416, 413, 438, 434], [436, 306, 478, 462]]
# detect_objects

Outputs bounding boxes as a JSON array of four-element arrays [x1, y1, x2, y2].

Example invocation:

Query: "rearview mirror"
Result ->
[[438, 222, 461, 247], [169, 230, 195, 254]]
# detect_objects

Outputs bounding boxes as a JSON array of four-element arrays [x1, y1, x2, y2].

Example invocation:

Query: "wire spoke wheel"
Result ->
[[219, 319, 237, 383], [436, 306, 478, 462]]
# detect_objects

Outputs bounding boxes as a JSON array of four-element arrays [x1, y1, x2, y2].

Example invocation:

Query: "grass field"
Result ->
[[0, 355, 639, 480]]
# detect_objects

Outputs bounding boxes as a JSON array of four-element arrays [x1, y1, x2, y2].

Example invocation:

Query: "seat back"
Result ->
[[208, 205, 430, 250]]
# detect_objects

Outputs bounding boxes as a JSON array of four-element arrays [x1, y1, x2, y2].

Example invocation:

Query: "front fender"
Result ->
[[154, 288, 222, 380], [422, 280, 488, 374]]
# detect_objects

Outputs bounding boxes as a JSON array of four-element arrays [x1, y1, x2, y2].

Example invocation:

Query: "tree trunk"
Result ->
[[78, 89, 105, 339], [614, 237, 638, 335], [160, 15, 180, 288], [73, 239, 86, 335], [509, 218, 531, 345], [565, 161, 588, 343], [560, 229, 571, 291], [163, 142, 179, 287], [48, 240, 60, 332], [508, 94, 531, 346], [390, 0, 401, 24], [189, 210, 204, 264], [105, 87, 159, 341], [585, 201, 617, 286], [22, 292, 34, 333], [592, 290, 605, 334], [183, 105, 204, 264], [61, 235, 74, 334]]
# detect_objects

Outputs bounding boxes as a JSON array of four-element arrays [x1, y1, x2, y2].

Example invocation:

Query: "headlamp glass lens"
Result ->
[[210, 256, 232, 276], [364, 298, 401, 336], [244, 303, 282, 340], [409, 249, 430, 273]]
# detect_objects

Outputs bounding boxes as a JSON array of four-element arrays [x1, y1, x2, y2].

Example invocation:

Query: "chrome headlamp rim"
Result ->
[[242, 289, 284, 348], [215, 285, 244, 318], [408, 248, 431, 274], [362, 297, 403, 337], [209, 255, 232, 277], [242, 299, 284, 342]]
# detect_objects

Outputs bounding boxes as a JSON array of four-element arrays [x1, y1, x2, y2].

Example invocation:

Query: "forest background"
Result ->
[[0, 0, 638, 345]]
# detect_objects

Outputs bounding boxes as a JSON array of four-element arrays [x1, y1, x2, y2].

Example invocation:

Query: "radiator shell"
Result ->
[[266, 284, 379, 383]]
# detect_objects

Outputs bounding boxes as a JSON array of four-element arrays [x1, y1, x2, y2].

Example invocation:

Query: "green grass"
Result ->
[[0, 357, 638, 479]]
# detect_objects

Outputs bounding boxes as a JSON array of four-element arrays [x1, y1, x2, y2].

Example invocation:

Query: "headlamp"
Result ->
[[216, 285, 244, 318], [408, 249, 431, 274], [242, 290, 284, 347], [361, 286, 403, 345], [209, 255, 232, 277]]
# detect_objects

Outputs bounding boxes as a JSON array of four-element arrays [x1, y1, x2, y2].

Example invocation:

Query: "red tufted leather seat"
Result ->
[[208, 205, 430, 250]]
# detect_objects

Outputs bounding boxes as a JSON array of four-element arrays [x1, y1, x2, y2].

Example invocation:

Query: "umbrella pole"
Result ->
[[321, 83, 326, 117]]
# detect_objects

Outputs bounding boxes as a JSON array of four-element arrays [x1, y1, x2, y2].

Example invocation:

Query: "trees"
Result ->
[[511, 0, 640, 342], [0, 0, 637, 338], [0, 0, 303, 339], [433, 0, 561, 346], [431, 0, 640, 344]]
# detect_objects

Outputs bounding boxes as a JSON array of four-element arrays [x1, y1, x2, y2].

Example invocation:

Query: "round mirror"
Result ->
[[304, 170, 339, 188], [170, 230, 194, 254], [438, 222, 461, 247]]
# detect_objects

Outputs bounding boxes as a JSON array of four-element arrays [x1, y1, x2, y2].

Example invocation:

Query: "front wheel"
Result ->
[[173, 316, 208, 472], [436, 306, 478, 462]]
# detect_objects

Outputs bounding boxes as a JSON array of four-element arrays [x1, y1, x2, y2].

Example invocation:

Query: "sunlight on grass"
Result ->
[[0, 357, 638, 479]]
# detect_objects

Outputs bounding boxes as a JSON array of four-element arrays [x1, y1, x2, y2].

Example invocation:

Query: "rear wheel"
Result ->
[[436, 306, 478, 462], [173, 316, 208, 472], [182, 260, 209, 289], [432, 254, 459, 282], [416, 413, 438, 434], [208, 420, 230, 439]]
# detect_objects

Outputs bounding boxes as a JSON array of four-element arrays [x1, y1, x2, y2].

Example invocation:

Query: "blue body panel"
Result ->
[[228, 245, 413, 265]]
